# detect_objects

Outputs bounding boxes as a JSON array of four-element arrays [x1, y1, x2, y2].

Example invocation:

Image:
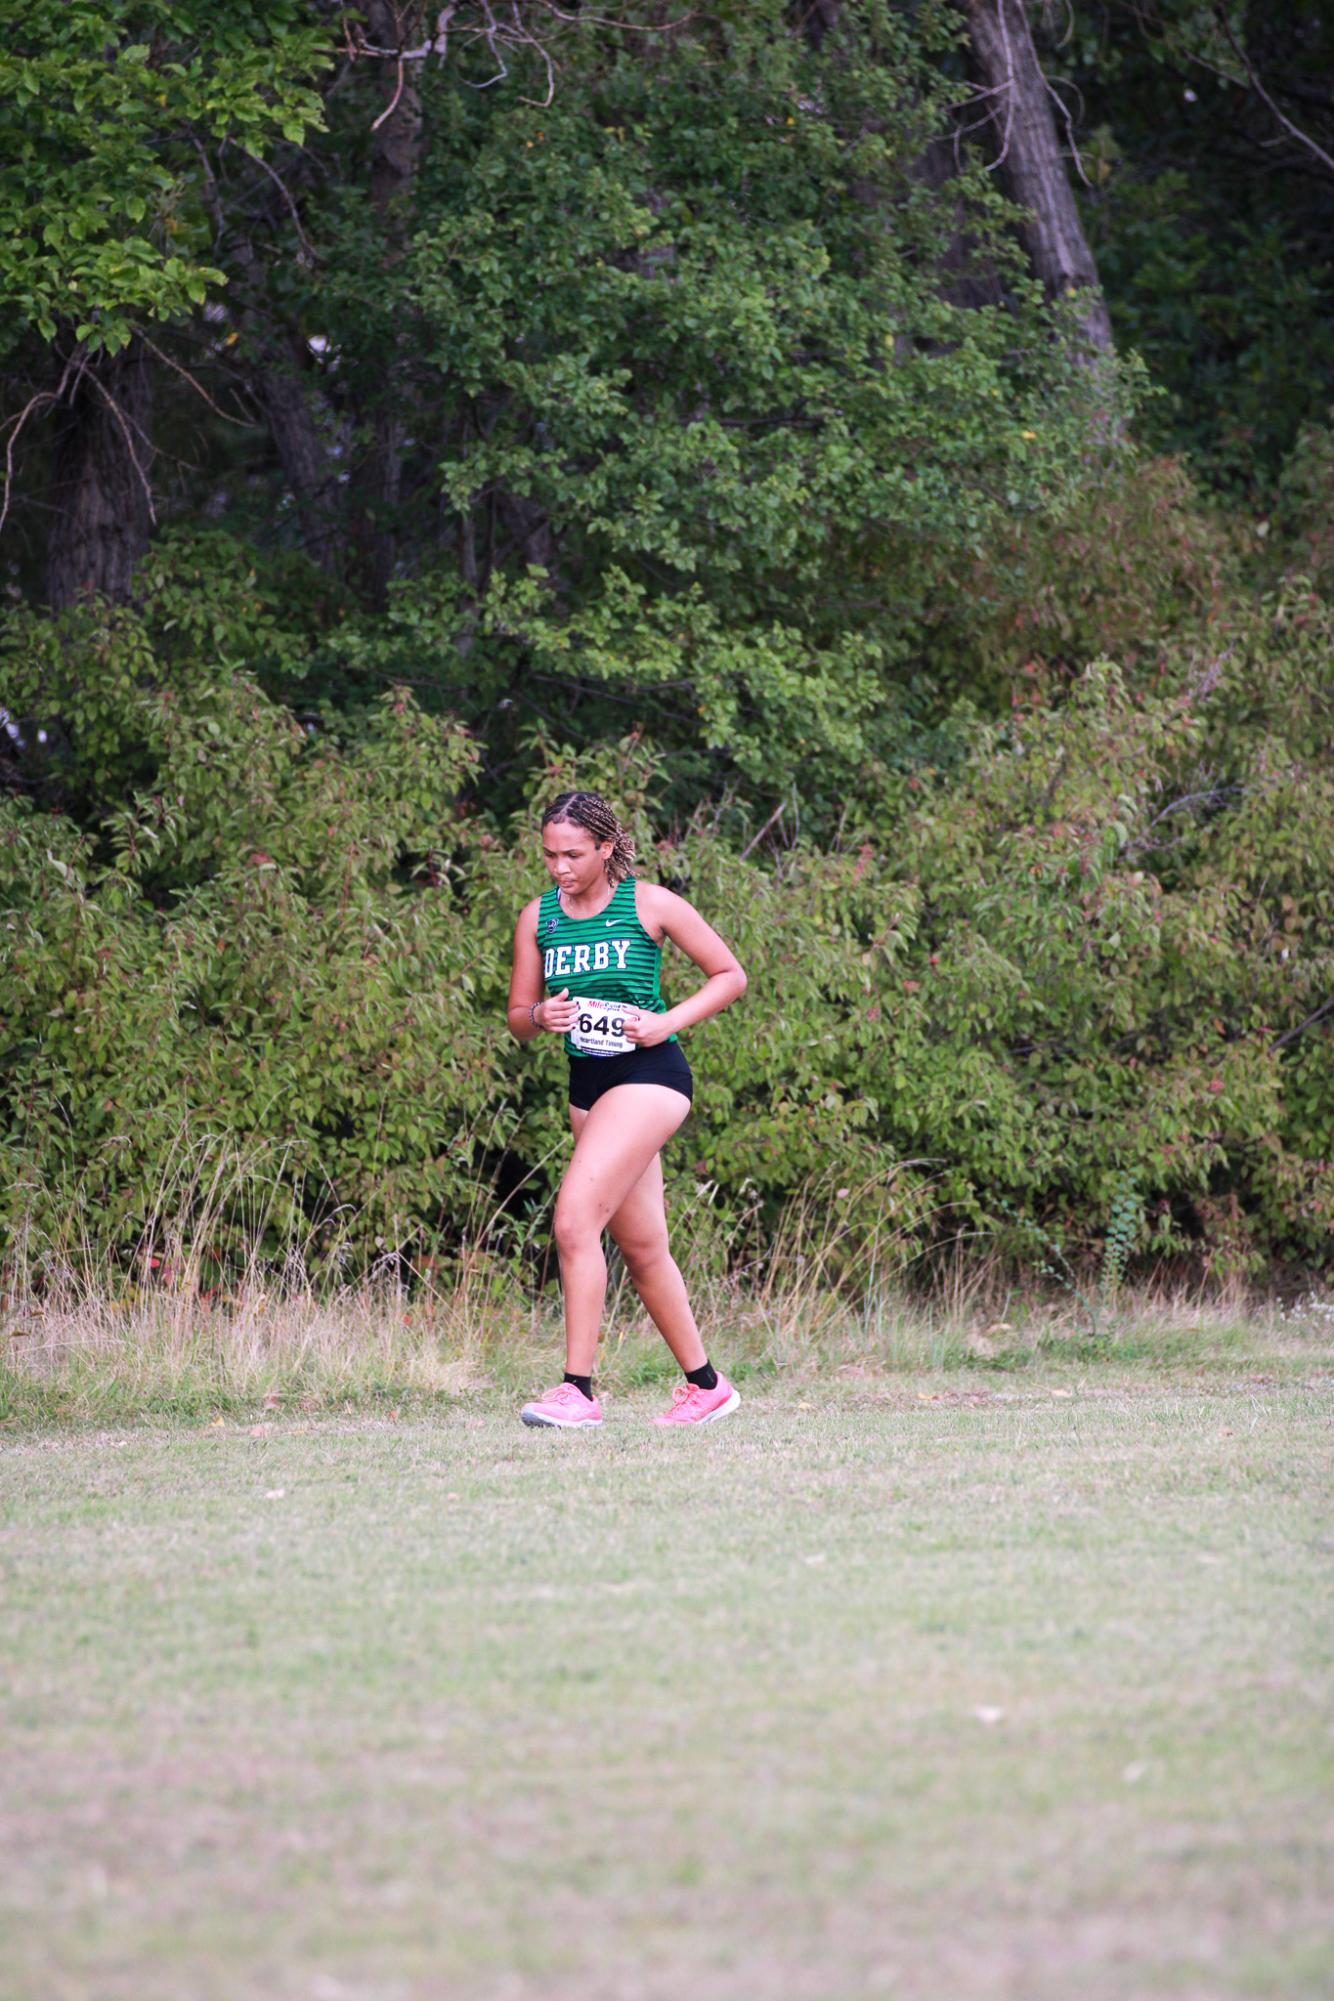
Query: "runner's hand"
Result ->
[[622, 1010, 669, 1048], [537, 988, 577, 1033]]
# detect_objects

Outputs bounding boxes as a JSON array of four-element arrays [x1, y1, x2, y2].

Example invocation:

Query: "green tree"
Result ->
[[282, 2, 1134, 816], [0, 1, 328, 601], [1066, 0, 1334, 490]]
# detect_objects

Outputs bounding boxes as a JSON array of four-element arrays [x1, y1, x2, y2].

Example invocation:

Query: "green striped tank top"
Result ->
[[537, 875, 674, 1057]]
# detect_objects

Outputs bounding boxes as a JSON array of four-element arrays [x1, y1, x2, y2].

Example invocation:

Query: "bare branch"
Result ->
[[739, 800, 786, 860], [1272, 996, 1334, 1051], [965, 4, 1093, 185], [1119, 783, 1247, 859], [1210, 2, 1334, 179], [225, 140, 318, 261], [83, 363, 158, 526], [371, 53, 408, 130], [135, 332, 252, 427], [0, 350, 86, 536], [345, 0, 695, 125], [1139, 0, 1334, 181], [534, 1, 697, 32], [1, 392, 57, 536], [1039, 71, 1091, 186]]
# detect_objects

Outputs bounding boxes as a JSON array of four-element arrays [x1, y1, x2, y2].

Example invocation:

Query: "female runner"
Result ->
[[507, 789, 747, 1429]]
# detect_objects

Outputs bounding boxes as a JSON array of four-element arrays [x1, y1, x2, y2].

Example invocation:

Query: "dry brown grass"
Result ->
[[5, 1142, 1328, 1424], [3, 1237, 1328, 1428]]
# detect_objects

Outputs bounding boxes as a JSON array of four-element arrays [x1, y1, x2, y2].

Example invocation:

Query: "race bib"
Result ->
[[569, 997, 636, 1057]]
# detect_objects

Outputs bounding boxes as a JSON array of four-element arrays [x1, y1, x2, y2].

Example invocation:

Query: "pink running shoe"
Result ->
[[652, 1374, 740, 1426], [520, 1382, 603, 1429]]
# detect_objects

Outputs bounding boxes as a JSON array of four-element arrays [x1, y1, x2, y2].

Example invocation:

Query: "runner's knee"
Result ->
[[554, 1198, 602, 1260], [616, 1230, 671, 1284]]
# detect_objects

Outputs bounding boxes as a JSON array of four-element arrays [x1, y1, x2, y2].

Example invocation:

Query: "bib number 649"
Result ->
[[570, 998, 635, 1056]]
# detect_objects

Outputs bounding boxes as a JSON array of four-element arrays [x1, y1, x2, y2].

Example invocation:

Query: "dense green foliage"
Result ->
[[2, 3, 1331, 1289], [232, 3, 1126, 814], [0, 2, 327, 355], [4, 477, 1331, 1283], [1068, 1, 1334, 492]]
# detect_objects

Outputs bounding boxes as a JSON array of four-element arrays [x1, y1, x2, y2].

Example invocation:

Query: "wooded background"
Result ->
[[2, 2, 1331, 1288]]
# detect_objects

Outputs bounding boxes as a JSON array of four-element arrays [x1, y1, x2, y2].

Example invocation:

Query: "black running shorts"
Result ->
[[567, 1042, 693, 1111]]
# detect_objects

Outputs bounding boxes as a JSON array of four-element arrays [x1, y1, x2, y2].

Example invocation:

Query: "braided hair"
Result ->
[[540, 790, 636, 884]]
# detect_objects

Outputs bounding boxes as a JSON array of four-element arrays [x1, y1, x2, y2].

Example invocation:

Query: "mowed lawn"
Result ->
[[3, 1370, 1331, 2001]]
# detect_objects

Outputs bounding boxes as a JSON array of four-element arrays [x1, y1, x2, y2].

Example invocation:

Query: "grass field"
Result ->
[[3, 1353, 1332, 2001]]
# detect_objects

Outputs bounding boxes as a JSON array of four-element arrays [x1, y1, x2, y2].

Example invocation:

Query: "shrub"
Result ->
[[2, 570, 1330, 1289]]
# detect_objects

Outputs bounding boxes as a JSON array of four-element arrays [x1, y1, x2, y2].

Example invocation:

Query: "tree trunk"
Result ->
[[794, 0, 842, 48], [252, 336, 343, 574], [190, 129, 344, 577], [47, 340, 155, 609], [911, 133, 1007, 313], [958, 0, 1115, 358], [355, 0, 424, 605]]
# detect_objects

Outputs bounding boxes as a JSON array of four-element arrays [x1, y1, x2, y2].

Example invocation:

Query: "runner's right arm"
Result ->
[[507, 899, 577, 1042]]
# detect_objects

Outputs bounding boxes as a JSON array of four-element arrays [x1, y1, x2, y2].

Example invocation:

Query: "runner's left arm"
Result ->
[[623, 885, 746, 1045]]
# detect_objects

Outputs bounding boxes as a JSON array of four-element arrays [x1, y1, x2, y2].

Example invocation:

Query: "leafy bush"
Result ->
[[3, 556, 1330, 1289], [1, 589, 499, 1273]]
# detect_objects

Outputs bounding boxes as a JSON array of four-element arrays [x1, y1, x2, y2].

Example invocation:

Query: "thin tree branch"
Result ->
[[1211, 3, 1334, 177], [1119, 783, 1247, 858], [1039, 71, 1092, 186], [225, 140, 318, 260], [0, 374, 68, 535], [83, 364, 158, 525], [136, 332, 252, 426], [371, 53, 408, 129], [1272, 996, 1334, 1051], [739, 800, 786, 860], [346, 0, 696, 124]]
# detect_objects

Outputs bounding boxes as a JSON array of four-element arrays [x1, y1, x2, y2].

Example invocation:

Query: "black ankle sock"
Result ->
[[685, 1361, 718, 1391], [563, 1372, 594, 1400]]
